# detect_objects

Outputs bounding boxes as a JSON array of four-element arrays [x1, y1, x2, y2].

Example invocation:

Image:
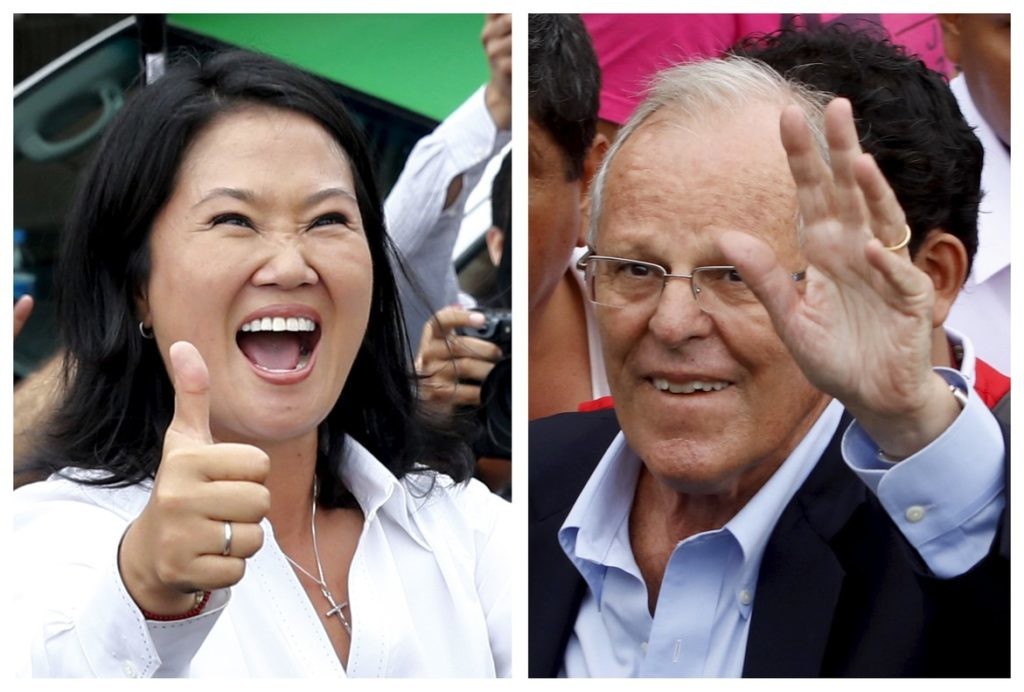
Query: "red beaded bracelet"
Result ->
[[140, 590, 211, 622]]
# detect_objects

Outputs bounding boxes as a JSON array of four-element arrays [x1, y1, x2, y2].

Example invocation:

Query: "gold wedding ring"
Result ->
[[222, 521, 233, 556], [884, 224, 912, 252]]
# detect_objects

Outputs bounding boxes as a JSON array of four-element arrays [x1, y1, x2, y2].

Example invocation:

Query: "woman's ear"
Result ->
[[578, 133, 610, 247], [135, 289, 152, 331], [912, 230, 969, 327]]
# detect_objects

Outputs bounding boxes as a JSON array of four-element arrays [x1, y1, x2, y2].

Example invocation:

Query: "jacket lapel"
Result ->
[[529, 410, 621, 677], [742, 514, 845, 676], [528, 510, 587, 677], [743, 413, 865, 677]]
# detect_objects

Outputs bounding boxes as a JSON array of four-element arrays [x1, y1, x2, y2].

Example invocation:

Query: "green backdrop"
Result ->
[[170, 14, 487, 121]]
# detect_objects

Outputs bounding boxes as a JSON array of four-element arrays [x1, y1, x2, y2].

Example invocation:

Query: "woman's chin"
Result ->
[[212, 414, 324, 449]]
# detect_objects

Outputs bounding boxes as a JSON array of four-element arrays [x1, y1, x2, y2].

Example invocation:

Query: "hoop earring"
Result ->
[[138, 322, 154, 340]]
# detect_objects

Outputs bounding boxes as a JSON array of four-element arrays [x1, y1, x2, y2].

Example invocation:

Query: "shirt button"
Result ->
[[122, 661, 138, 678], [905, 505, 927, 523], [640, 641, 649, 655], [739, 589, 753, 606]]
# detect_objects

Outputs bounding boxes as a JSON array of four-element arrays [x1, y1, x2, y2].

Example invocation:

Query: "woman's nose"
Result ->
[[251, 239, 319, 289]]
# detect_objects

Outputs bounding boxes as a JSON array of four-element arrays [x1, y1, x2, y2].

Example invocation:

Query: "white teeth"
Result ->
[[653, 377, 730, 394], [239, 316, 317, 333]]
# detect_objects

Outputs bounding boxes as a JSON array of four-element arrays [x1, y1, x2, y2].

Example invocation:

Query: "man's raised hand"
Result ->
[[720, 98, 959, 459]]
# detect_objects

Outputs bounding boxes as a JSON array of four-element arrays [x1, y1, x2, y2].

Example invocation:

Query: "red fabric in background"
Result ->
[[974, 358, 1011, 410]]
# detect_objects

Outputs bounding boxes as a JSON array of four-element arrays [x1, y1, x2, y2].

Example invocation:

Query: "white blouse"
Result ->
[[13, 436, 512, 678]]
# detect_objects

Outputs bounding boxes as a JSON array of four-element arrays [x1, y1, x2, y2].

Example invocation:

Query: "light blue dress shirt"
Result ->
[[559, 346, 1005, 677]]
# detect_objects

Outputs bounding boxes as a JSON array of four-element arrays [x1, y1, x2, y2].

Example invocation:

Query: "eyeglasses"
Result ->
[[576, 250, 806, 315]]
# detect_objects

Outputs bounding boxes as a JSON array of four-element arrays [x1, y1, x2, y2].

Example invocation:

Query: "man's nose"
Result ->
[[646, 277, 713, 346], [250, 238, 319, 289]]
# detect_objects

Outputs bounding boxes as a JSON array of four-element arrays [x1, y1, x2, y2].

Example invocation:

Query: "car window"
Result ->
[[14, 24, 139, 378]]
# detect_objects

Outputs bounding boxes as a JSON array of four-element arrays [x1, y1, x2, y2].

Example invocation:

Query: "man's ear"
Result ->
[[485, 226, 504, 266], [938, 14, 963, 67], [582, 133, 609, 190], [912, 230, 968, 327], [578, 133, 610, 247]]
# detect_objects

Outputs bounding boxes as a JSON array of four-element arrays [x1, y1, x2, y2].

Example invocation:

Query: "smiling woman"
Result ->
[[140, 106, 373, 444], [13, 50, 511, 678]]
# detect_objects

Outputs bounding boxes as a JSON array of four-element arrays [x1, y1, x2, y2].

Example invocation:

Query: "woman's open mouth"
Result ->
[[236, 314, 322, 376]]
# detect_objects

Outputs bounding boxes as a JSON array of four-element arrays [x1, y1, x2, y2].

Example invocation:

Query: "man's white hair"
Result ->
[[588, 56, 833, 245]]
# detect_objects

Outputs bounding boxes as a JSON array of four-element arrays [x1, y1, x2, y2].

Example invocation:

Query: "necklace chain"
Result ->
[[281, 478, 351, 634]]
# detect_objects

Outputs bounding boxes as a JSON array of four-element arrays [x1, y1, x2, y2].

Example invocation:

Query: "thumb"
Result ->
[[167, 341, 213, 444]]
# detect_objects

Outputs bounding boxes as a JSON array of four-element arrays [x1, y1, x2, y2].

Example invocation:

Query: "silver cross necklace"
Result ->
[[281, 478, 352, 634]]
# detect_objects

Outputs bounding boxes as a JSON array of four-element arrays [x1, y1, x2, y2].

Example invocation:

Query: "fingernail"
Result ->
[[468, 312, 486, 327]]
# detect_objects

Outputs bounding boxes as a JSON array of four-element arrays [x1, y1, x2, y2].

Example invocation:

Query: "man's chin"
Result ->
[[624, 417, 776, 499], [642, 449, 739, 493]]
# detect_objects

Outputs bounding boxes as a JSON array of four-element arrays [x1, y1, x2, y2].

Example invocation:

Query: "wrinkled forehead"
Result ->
[[596, 104, 801, 257]]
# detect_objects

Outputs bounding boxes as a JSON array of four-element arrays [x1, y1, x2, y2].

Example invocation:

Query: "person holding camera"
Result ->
[[415, 152, 511, 495], [416, 307, 506, 412]]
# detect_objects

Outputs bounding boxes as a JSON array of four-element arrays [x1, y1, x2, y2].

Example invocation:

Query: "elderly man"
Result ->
[[529, 57, 1007, 677]]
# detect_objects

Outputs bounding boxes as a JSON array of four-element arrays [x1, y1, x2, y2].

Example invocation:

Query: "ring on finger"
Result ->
[[883, 224, 912, 252], [221, 521, 233, 557]]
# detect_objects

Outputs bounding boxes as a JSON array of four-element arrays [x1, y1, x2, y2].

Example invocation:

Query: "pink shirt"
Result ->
[[584, 13, 953, 125]]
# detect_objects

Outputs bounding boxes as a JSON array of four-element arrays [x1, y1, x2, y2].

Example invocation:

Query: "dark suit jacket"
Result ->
[[529, 409, 1009, 677]]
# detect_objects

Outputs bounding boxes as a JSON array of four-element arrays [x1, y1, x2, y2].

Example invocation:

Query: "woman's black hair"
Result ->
[[28, 49, 474, 505]]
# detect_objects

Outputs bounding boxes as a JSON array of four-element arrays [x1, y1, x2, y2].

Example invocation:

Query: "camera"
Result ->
[[460, 308, 511, 355], [460, 308, 511, 459]]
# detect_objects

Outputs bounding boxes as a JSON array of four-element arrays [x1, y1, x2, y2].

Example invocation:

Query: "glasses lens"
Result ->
[[588, 258, 664, 308], [692, 267, 757, 312]]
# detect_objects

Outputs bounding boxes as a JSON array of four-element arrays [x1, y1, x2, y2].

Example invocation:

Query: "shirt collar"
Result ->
[[335, 435, 430, 551], [725, 399, 844, 575], [559, 432, 641, 603], [559, 399, 844, 607]]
